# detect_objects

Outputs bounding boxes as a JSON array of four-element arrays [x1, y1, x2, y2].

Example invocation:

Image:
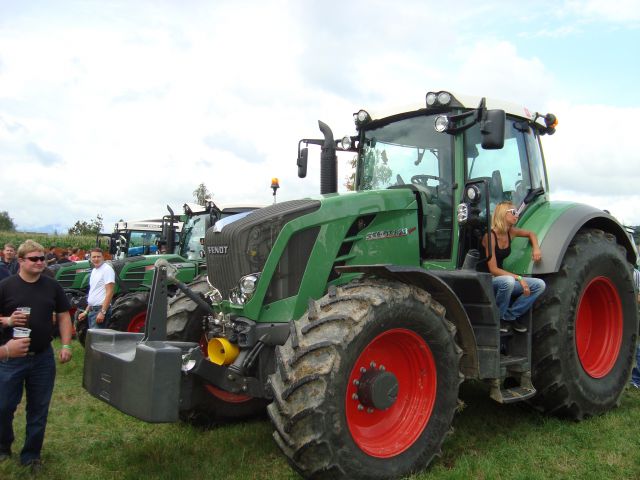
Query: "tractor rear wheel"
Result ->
[[166, 275, 266, 425], [531, 229, 638, 419], [109, 292, 150, 333], [268, 278, 462, 480]]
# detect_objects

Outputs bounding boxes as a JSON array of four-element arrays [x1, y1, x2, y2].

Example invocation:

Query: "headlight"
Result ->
[[240, 273, 260, 296], [353, 109, 371, 126], [230, 273, 261, 306], [434, 115, 449, 132], [437, 91, 451, 105], [457, 203, 469, 224], [465, 185, 481, 204]]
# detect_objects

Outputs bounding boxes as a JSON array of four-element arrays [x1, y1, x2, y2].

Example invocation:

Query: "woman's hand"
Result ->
[[520, 278, 531, 296], [532, 247, 542, 262]]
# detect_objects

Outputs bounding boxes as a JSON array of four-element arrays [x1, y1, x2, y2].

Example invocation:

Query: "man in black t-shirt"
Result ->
[[0, 239, 72, 471]]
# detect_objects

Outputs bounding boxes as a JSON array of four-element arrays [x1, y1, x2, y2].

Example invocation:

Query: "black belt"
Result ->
[[88, 305, 103, 310]]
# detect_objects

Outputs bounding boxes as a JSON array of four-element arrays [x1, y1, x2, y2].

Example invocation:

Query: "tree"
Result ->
[[68, 214, 104, 236], [0, 211, 17, 231], [193, 183, 211, 205]]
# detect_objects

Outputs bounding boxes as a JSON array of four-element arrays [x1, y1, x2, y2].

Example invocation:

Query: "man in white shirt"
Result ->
[[77, 248, 115, 329]]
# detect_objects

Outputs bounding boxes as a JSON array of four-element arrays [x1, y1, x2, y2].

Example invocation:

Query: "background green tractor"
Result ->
[[84, 91, 638, 480], [60, 201, 257, 344]]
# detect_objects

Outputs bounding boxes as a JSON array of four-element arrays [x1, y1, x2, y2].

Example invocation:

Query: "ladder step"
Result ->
[[491, 385, 537, 404], [500, 354, 527, 367]]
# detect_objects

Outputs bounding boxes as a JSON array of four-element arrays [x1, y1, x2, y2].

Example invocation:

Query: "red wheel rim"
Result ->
[[127, 312, 147, 333], [346, 328, 436, 458], [576, 276, 623, 378], [198, 336, 252, 403]]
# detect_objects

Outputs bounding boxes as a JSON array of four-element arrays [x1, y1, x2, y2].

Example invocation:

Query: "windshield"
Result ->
[[127, 230, 162, 256], [179, 214, 208, 259], [356, 113, 454, 191], [356, 113, 455, 260]]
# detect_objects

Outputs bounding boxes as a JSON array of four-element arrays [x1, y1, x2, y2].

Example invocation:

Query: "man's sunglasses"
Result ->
[[506, 208, 519, 216], [25, 256, 46, 262]]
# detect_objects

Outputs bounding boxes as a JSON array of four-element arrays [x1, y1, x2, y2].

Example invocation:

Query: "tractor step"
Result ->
[[490, 384, 537, 404], [489, 368, 536, 404], [500, 354, 527, 367]]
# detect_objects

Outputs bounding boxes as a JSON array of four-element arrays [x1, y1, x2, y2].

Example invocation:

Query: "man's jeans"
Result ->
[[493, 275, 546, 321], [0, 345, 55, 464], [632, 344, 640, 387], [87, 306, 112, 329]]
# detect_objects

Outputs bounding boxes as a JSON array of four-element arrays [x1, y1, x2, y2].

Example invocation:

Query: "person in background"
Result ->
[[0, 239, 72, 472], [0, 262, 9, 282], [77, 248, 115, 329], [1, 244, 19, 275], [630, 268, 640, 389], [45, 246, 57, 266], [68, 248, 80, 262], [481, 201, 546, 333], [57, 251, 72, 264]]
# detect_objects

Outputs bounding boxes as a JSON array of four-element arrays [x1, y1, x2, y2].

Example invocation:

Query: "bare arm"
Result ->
[[57, 311, 73, 363], [511, 227, 542, 261]]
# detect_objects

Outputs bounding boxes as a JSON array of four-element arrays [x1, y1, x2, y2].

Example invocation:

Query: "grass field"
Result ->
[[1, 339, 639, 480]]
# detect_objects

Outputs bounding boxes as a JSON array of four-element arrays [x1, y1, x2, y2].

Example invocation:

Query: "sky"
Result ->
[[1, 0, 639, 233]]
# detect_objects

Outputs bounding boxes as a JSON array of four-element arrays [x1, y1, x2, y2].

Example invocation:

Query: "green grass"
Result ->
[[2, 340, 639, 479]]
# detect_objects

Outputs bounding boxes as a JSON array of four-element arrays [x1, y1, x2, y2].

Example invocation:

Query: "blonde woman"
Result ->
[[481, 201, 545, 333]]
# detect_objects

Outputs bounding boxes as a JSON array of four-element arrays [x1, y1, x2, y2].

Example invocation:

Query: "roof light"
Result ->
[[426, 92, 437, 106], [340, 136, 352, 150], [437, 91, 451, 105], [354, 109, 371, 126]]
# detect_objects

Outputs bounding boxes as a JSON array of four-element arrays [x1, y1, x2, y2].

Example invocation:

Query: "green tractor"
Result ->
[[83, 91, 638, 480], [58, 201, 257, 344]]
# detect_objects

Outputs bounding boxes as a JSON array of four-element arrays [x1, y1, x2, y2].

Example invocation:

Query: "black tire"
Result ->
[[109, 292, 150, 333], [530, 228, 638, 419], [166, 275, 267, 425], [268, 278, 462, 480], [70, 295, 88, 346]]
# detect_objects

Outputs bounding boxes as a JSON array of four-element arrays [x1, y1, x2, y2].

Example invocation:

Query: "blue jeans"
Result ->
[[0, 345, 55, 464], [632, 344, 640, 386], [493, 275, 546, 321], [87, 306, 112, 329]]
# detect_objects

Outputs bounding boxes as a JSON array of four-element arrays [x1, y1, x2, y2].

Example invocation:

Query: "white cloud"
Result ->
[[0, 0, 638, 233]]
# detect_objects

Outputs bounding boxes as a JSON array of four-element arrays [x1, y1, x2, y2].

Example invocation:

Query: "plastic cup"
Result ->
[[17, 307, 31, 327], [13, 327, 31, 338]]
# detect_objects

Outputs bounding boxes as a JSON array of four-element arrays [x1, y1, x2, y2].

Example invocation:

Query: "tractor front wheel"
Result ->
[[531, 229, 638, 419], [268, 278, 462, 480], [109, 292, 150, 333]]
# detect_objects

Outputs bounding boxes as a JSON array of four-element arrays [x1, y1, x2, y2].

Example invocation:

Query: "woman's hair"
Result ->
[[492, 201, 514, 234], [17, 239, 45, 258]]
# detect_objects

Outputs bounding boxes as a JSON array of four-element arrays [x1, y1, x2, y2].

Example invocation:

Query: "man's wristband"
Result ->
[[62, 344, 72, 350], [515, 275, 523, 282]]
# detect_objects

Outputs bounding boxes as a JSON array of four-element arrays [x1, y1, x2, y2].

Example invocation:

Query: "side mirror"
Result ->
[[297, 147, 308, 178], [481, 109, 505, 150]]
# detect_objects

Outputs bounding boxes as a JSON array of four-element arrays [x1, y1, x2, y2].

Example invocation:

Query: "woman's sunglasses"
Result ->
[[506, 208, 519, 216]]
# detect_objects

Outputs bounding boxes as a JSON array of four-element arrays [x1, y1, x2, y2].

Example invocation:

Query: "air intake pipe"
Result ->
[[318, 120, 338, 194]]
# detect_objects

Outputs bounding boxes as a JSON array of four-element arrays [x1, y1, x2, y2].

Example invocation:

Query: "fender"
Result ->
[[336, 264, 479, 378], [530, 204, 637, 274], [505, 202, 637, 274]]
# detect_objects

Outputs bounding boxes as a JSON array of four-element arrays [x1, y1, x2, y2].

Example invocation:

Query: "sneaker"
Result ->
[[499, 321, 511, 334], [512, 321, 527, 333]]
